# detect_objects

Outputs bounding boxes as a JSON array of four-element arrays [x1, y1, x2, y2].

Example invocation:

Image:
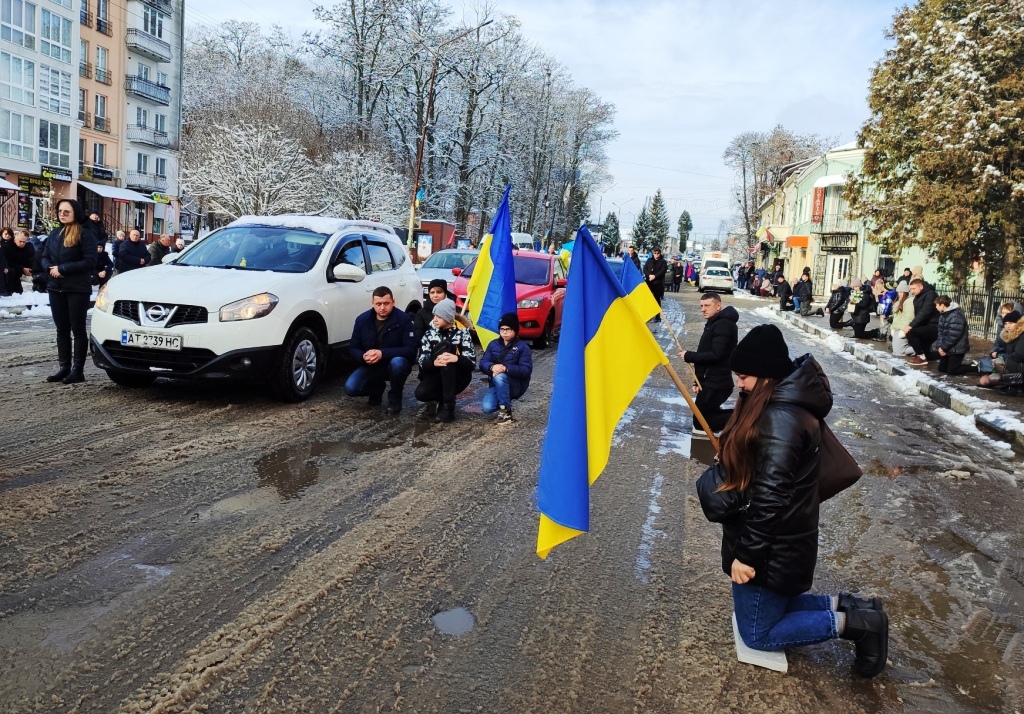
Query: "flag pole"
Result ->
[[660, 312, 702, 391], [661, 361, 720, 452]]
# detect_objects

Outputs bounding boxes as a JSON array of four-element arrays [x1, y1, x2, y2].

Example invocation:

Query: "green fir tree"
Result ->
[[632, 203, 653, 253], [648, 189, 670, 251], [677, 210, 693, 253], [603, 212, 621, 251]]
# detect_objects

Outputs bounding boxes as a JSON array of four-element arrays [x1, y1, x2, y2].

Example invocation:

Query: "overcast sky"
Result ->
[[188, 0, 901, 245]]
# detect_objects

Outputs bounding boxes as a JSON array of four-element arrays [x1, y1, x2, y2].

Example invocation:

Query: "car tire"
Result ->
[[106, 370, 157, 387], [533, 312, 555, 349], [727, 289, 734, 295], [271, 326, 321, 402]]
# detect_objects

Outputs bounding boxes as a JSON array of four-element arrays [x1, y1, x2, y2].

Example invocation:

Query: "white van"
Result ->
[[511, 232, 536, 251]]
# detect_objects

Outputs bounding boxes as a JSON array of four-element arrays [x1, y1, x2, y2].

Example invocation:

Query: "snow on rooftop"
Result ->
[[829, 141, 859, 152], [230, 215, 398, 238]]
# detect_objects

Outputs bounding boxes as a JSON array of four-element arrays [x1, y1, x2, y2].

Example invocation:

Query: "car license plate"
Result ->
[[121, 329, 182, 351]]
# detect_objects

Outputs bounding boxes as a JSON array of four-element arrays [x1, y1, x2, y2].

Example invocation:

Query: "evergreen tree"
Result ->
[[603, 211, 621, 251], [677, 210, 693, 253], [648, 189, 670, 251], [632, 203, 653, 253], [847, 0, 1024, 288]]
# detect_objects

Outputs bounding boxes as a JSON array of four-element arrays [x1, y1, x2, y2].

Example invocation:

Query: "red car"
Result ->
[[451, 251, 567, 347]]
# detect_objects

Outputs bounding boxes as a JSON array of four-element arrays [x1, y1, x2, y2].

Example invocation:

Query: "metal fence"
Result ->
[[933, 283, 1024, 341]]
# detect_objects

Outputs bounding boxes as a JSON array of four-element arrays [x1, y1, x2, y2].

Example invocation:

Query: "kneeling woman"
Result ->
[[696, 324, 889, 677]]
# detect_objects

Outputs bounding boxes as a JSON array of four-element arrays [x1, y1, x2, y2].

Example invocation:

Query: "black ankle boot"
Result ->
[[46, 364, 71, 382], [838, 592, 884, 612], [434, 402, 455, 423], [62, 363, 85, 384], [840, 608, 889, 677]]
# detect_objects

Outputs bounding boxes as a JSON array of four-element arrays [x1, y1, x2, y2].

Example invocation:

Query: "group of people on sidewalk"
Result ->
[[342, 278, 533, 424]]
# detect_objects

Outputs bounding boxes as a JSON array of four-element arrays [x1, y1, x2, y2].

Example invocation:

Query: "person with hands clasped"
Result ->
[[415, 298, 476, 423], [479, 312, 533, 424], [343, 286, 417, 415], [681, 293, 738, 436], [696, 324, 889, 678]]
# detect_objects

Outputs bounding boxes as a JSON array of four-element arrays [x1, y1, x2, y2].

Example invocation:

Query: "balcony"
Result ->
[[810, 213, 861, 235], [94, 116, 110, 133], [96, 16, 112, 36], [80, 9, 92, 26], [79, 62, 92, 79], [125, 28, 172, 63], [124, 75, 170, 105], [141, 0, 173, 16], [78, 110, 92, 128], [127, 124, 171, 148], [126, 170, 167, 192], [95, 67, 111, 85]]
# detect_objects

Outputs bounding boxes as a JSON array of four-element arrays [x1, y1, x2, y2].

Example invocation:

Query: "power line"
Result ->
[[608, 158, 732, 181]]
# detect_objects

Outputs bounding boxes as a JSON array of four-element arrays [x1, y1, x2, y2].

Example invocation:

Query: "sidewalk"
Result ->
[[752, 302, 1024, 451]]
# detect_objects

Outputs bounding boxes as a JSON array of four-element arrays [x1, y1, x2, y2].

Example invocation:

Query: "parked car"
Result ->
[[606, 258, 624, 281], [89, 216, 423, 401], [414, 248, 478, 298], [450, 251, 567, 347], [700, 266, 735, 294]]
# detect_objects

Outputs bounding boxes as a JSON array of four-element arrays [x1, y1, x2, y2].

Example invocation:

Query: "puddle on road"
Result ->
[[255, 439, 392, 500], [432, 607, 475, 636]]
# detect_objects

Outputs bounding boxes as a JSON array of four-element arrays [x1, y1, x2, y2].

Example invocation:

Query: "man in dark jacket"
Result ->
[[775, 275, 793, 311], [643, 247, 668, 321], [344, 286, 418, 414], [479, 312, 533, 424], [682, 294, 739, 433], [2, 229, 34, 295], [824, 282, 849, 329], [905, 278, 940, 366], [148, 234, 173, 266], [933, 296, 972, 375], [794, 273, 822, 316], [626, 245, 641, 272], [115, 229, 149, 273]]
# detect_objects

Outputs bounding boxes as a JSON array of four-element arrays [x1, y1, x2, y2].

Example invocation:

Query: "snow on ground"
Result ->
[[933, 407, 1014, 453], [0, 293, 52, 320]]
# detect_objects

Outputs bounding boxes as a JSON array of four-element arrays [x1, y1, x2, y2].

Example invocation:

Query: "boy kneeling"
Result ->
[[480, 312, 533, 424]]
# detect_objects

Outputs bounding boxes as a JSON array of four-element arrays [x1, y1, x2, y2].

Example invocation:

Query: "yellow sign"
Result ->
[[151, 192, 172, 204]]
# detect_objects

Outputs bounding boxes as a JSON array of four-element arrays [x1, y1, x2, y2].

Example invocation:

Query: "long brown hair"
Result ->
[[893, 292, 909, 314], [717, 377, 778, 493], [57, 199, 83, 248]]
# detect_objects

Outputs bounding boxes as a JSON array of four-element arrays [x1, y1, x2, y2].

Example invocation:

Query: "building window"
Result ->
[[0, 108, 34, 160], [39, 64, 71, 115], [1, 51, 35, 106], [142, 5, 162, 38], [79, 37, 85, 58], [38, 118, 70, 167], [1, 0, 37, 49], [137, 153, 148, 173], [154, 113, 165, 133], [153, 217, 163, 234], [77, 136, 83, 168], [93, 141, 104, 166], [95, 44, 106, 70], [137, 62, 150, 80], [77, 86, 84, 118], [136, 106, 147, 127], [155, 156, 166, 177], [40, 9, 71, 63], [94, 0, 104, 20], [156, 70, 167, 87], [52, 0, 70, 7]]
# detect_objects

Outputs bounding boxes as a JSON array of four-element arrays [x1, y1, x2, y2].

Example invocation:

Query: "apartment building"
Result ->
[[1, 0, 82, 231]]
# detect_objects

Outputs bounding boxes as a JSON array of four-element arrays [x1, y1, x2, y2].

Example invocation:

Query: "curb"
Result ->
[[777, 312, 1024, 451]]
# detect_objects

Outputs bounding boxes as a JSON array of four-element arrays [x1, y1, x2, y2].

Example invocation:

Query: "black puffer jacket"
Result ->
[[936, 304, 970, 355], [910, 283, 939, 327], [40, 225, 98, 293], [849, 288, 876, 324], [824, 286, 849, 314], [683, 305, 738, 391], [116, 238, 150, 272], [697, 354, 832, 596], [793, 278, 813, 304]]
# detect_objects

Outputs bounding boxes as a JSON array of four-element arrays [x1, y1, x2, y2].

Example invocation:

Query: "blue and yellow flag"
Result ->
[[536, 226, 669, 558], [465, 185, 517, 349], [619, 251, 661, 322]]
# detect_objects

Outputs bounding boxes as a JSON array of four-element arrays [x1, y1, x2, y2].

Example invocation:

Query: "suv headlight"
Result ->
[[219, 293, 279, 322], [95, 284, 110, 312], [517, 299, 541, 309]]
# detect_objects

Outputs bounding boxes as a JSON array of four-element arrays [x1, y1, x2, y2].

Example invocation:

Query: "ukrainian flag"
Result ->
[[465, 185, 517, 348], [536, 226, 669, 558], [619, 250, 661, 322]]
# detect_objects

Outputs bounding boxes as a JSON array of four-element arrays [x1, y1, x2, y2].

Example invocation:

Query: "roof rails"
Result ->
[[346, 220, 398, 236]]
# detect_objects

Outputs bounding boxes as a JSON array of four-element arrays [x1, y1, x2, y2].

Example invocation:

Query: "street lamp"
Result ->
[[406, 19, 494, 251], [595, 182, 616, 223]]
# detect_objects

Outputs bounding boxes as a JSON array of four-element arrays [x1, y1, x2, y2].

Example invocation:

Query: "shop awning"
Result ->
[[813, 174, 846, 189], [0, 178, 19, 191], [78, 180, 155, 203], [786, 235, 809, 248]]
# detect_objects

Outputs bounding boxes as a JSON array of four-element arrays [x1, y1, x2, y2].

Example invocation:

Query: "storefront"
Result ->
[[77, 180, 156, 238], [4, 166, 75, 235]]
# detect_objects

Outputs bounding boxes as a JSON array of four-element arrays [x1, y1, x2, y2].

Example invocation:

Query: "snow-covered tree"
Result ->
[[631, 202, 653, 252], [648, 190, 670, 250], [323, 149, 411, 224], [677, 210, 693, 253], [847, 0, 1024, 288], [603, 211, 621, 250], [181, 123, 318, 219]]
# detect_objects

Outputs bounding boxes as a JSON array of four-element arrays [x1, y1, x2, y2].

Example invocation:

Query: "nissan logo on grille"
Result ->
[[146, 304, 170, 322]]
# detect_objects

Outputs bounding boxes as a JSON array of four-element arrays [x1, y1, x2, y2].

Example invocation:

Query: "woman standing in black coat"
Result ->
[[697, 325, 888, 677], [41, 199, 97, 384]]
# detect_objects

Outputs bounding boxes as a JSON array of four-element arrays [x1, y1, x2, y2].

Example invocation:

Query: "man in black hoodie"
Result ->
[[644, 247, 668, 322], [682, 293, 739, 434], [775, 274, 794, 311], [905, 278, 940, 366]]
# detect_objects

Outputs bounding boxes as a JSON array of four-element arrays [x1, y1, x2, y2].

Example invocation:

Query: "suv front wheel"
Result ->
[[271, 326, 321, 402]]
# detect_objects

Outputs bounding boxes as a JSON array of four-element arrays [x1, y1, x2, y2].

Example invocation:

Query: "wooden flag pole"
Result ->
[[660, 311, 702, 391], [662, 361, 720, 453]]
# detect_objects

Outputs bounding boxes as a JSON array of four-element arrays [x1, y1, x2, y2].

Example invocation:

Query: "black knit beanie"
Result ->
[[428, 278, 448, 293], [498, 312, 520, 334], [729, 324, 794, 379]]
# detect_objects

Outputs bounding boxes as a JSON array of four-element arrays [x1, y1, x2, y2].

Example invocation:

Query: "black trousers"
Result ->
[[852, 322, 879, 339], [49, 290, 90, 365], [937, 353, 974, 375], [693, 384, 733, 432], [907, 324, 939, 356], [415, 364, 473, 404], [828, 311, 845, 329]]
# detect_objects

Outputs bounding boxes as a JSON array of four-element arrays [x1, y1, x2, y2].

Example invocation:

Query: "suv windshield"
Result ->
[[421, 251, 476, 270], [462, 255, 551, 286], [176, 226, 331, 272]]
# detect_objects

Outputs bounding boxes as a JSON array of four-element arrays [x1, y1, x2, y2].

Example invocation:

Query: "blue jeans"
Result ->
[[732, 582, 838, 651], [793, 296, 802, 311], [481, 372, 527, 412], [344, 357, 411, 402]]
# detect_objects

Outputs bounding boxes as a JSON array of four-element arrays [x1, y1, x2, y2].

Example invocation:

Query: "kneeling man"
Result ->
[[345, 287, 417, 414]]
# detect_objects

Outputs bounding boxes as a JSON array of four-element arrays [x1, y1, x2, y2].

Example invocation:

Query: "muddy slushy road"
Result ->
[[1, 290, 1022, 713]]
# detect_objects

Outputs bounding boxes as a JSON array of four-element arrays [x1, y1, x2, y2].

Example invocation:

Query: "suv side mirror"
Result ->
[[161, 252, 177, 264], [555, 278, 567, 289], [332, 263, 366, 282]]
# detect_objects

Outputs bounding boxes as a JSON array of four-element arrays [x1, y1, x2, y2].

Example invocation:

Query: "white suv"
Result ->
[[90, 216, 423, 401]]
